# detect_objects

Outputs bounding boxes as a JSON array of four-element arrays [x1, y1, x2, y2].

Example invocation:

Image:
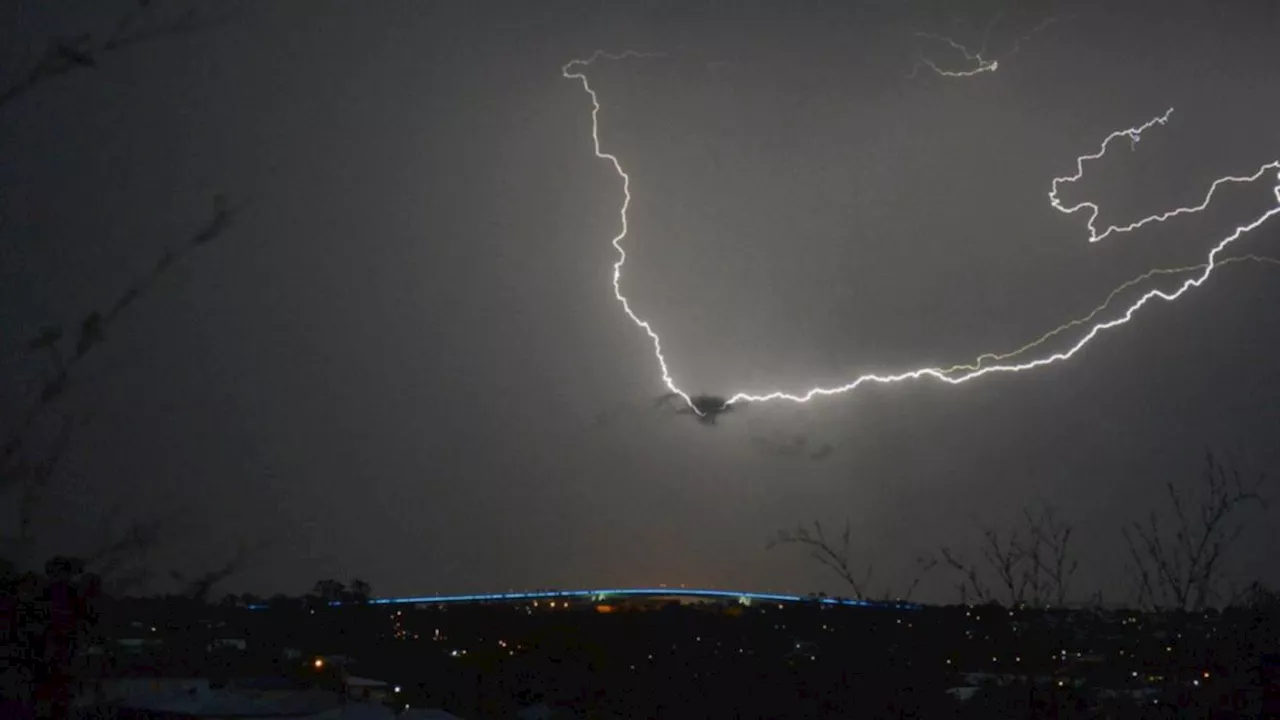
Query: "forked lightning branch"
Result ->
[[561, 51, 1280, 415]]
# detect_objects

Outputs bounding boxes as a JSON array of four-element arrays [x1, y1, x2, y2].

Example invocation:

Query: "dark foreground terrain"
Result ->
[[7, 581, 1279, 719]]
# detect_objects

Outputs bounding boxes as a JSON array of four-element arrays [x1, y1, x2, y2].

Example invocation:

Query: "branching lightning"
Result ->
[[561, 51, 692, 410], [943, 254, 1280, 374], [563, 51, 1280, 412], [907, 15, 1061, 79], [907, 33, 999, 78], [1049, 108, 1280, 244]]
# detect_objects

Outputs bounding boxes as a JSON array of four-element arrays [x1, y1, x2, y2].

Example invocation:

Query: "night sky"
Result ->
[[3, 0, 1278, 602]]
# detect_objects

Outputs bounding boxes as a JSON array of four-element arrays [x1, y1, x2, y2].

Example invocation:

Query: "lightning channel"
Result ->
[[943, 254, 1280, 374], [561, 51, 693, 409], [907, 33, 999, 78], [726, 184, 1280, 405], [563, 53, 1280, 410], [907, 14, 1061, 79], [1049, 109, 1280, 243]]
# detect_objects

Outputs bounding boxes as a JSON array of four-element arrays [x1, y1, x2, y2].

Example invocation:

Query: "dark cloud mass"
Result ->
[[2, 0, 1278, 602]]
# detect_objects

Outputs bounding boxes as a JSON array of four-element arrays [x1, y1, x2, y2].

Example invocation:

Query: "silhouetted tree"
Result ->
[[0, 5, 245, 717], [312, 579, 348, 604], [938, 503, 1078, 607], [774, 504, 1075, 606], [1230, 581, 1280, 612], [0, 1, 241, 113], [171, 542, 261, 602], [349, 578, 373, 603], [1122, 452, 1267, 611], [776, 451, 1268, 610], [767, 520, 936, 601], [0, 556, 103, 718], [0, 1, 243, 585]]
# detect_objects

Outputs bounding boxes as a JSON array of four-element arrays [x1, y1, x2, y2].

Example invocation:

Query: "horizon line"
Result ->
[[246, 587, 921, 611]]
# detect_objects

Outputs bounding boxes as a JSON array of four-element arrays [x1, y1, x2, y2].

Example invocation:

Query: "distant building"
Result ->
[[400, 710, 466, 720], [345, 675, 392, 703], [208, 637, 248, 652]]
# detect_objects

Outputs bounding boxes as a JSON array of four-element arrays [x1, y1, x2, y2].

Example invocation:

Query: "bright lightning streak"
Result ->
[[561, 51, 693, 410], [1050, 109, 1280, 244], [726, 186, 1280, 405], [944, 254, 1280, 374], [563, 53, 1280, 410]]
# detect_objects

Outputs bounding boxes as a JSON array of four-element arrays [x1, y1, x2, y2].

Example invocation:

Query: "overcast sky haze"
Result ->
[[2, 0, 1279, 602]]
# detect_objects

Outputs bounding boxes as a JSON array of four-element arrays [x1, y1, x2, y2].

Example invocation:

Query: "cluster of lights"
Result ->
[[390, 610, 419, 641], [299, 591, 1228, 701], [561, 51, 1280, 414]]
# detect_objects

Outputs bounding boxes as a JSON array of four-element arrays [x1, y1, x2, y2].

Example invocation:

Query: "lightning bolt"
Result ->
[[907, 14, 1061, 79], [561, 51, 693, 409], [564, 52, 1280, 410], [1007, 17, 1062, 58], [944, 254, 1280, 373], [907, 33, 999, 78], [1049, 109, 1280, 244]]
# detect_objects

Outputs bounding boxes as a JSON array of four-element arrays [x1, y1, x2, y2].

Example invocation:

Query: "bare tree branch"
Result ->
[[1122, 452, 1266, 611], [978, 527, 1028, 605], [0, 1, 243, 113], [937, 504, 1077, 607], [768, 520, 872, 599], [769, 520, 934, 601], [1023, 504, 1077, 606], [938, 547, 992, 605], [2, 194, 236, 490], [1, 196, 237, 575]]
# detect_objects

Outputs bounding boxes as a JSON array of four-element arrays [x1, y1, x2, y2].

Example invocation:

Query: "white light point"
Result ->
[[564, 54, 1280, 409]]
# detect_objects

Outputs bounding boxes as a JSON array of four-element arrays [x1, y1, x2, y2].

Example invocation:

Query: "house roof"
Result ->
[[118, 687, 340, 717], [230, 676, 313, 692], [400, 710, 466, 720], [332, 702, 398, 719]]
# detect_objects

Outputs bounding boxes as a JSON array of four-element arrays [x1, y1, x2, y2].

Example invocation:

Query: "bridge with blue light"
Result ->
[[250, 588, 920, 610]]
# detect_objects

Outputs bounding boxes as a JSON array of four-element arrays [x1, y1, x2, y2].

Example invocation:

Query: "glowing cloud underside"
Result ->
[[562, 51, 1280, 410]]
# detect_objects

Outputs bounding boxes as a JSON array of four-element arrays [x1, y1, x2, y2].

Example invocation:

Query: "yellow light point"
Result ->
[[313, 658, 324, 669], [564, 54, 1280, 409]]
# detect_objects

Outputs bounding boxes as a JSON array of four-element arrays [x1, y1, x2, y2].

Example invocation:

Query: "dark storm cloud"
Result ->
[[2, 0, 1279, 602]]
